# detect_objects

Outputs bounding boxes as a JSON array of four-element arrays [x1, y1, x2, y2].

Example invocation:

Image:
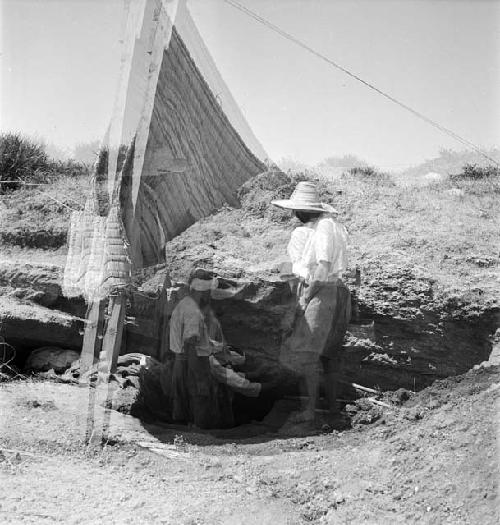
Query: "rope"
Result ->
[[222, 0, 499, 167], [0, 339, 16, 367], [43, 192, 82, 211], [0, 179, 83, 211]]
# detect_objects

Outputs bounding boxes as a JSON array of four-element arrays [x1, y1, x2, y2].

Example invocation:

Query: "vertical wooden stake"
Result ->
[[80, 299, 105, 376], [101, 291, 127, 376], [86, 290, 126, 446], [81, 299, 106, 444]]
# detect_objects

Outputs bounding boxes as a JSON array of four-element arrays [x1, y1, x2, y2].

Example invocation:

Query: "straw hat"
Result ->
[[271, 181, 338, 214]]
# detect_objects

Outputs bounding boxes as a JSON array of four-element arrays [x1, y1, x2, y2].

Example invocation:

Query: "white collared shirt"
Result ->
[[287, 216, 349, 283], [169, 296, 216, 356]]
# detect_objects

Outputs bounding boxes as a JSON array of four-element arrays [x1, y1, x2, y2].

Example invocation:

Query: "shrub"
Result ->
[[0, 133, 92, 193], [0, 133, 52, 191], [452, 163, 499, 180], [238, 170, 308, 222], [348, 166, 379, 178], [345, 166, 393, 184], [50, 158, 91, 179]]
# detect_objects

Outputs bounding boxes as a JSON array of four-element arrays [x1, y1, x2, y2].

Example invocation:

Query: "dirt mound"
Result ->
[[0, 261, 62, 307], [163, 170, 342, 280], [404, 362, 500, 410], [163, 170, 298, 281], [237, 169, 306, 222]]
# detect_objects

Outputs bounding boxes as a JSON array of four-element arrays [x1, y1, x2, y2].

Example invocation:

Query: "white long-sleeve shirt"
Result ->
[[287, 216, 349, 283]]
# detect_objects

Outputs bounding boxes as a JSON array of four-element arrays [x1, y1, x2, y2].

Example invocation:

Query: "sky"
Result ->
[[1, 0, 499, 168]]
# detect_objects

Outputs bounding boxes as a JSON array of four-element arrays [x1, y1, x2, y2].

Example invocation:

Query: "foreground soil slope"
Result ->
[[1, 365, 498, 524]]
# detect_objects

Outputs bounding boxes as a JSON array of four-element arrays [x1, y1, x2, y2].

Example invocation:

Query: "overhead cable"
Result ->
[[222, 0, 499, 166]]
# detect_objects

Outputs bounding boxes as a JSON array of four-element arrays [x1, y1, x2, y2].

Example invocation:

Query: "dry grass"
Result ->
[[0, 133, 91, 250], [339, 173, 499, 295], [337, 171, 497, 252], [0, 133, 50, 191], [1, 162, 498, 303], [0, 133, 89, 192], [164, 169, 500, 304], [0, 174, 90, 250]]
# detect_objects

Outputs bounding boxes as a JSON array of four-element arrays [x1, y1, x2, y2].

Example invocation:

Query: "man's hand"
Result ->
[[209, 338, 224, 352], [303, 260, 330, 303], [304, 280, 321, 303], [313, 260, 330, 282]]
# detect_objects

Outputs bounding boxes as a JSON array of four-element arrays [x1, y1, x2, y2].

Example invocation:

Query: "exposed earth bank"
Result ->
[[2, 171, 498, 392]]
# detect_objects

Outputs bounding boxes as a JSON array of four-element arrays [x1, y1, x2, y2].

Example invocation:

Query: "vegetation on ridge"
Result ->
[[1, 134, 498, 305], [0, 132, 89, 193]]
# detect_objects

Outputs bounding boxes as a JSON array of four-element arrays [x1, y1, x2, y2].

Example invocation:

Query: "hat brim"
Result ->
[[271, 200, 338, 214], [210, 284, 246, 300]]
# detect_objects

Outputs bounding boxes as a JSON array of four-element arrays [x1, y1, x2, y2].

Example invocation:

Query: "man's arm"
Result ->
[[184, 335, 200, 359], [303, 217, 334, 302], [304, 260, 330, 302], [209, 355, 261, 397], [312, 259, 330, 282], [227, 350, 246, 366]]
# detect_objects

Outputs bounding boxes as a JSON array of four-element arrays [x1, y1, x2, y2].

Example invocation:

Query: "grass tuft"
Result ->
[[0, 133, 89, 194], [0, 133, 51, 191]]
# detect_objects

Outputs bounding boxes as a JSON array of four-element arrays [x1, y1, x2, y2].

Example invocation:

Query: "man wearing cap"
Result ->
[[169, 268, 263, 429], [272, 181, 351, 423]]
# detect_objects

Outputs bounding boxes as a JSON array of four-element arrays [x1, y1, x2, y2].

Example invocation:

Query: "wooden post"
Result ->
[[80, 299, 106, 444], [85, 290, 127, 446], [100, 291, 127, 376], [80, 299, 106, 376]]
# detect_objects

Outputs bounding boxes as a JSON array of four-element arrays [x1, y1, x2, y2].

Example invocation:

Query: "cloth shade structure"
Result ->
[[83, 216, 107, 302], [100, 202, 132, 296], [62, 198, 131, 302], [62, 181, 110, 301], [62, 210, 86, 298], [63, 0, 266, 300], [104, 0, 266, 268]]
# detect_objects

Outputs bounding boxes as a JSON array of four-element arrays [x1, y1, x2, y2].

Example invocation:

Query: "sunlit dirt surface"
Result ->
[[1, 365, 498, 524]]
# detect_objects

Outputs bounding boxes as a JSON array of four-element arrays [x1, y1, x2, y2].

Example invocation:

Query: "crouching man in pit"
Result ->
[[169, 268, 265, 429], [272, 181, 351, 424]]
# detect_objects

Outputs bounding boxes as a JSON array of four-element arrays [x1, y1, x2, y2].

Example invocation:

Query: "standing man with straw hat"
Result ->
[[272, 181, 351, 424]]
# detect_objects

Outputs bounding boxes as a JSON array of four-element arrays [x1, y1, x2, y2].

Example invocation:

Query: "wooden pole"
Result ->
[[80, 299, 106, 376], [85, 290, 127, 446], [100, 291, 127, 376]]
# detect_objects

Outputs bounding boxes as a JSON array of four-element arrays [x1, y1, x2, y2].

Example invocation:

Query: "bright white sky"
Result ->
[[1, 0, 499, 168]]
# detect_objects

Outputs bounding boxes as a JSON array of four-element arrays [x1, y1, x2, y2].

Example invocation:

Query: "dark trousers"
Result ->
[[280, 280, 351, 413], [171, 350, 234, 429]]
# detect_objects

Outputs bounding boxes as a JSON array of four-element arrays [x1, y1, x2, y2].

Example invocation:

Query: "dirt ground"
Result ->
[[1, 364, 498, 524]]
